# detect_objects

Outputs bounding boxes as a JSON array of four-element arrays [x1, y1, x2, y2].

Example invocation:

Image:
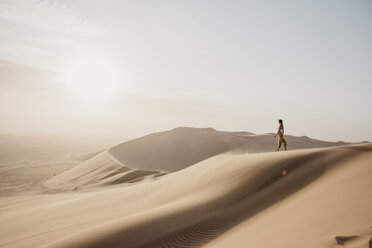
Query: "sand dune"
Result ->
[[45, 127, 350, 190], [108, 127, 348, 172], [1, 136, 371, 247], [45, 151, 165, 190]]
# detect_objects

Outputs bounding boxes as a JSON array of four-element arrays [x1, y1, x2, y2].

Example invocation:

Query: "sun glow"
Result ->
[[61, 56, 121, 99]]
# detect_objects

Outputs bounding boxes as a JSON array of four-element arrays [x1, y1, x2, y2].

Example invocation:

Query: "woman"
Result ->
[[275, 119, 287, 151]]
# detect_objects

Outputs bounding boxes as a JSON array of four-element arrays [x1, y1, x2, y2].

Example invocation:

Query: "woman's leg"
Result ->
[[283, 138, 287, 151], [277, 139, 282, 151]]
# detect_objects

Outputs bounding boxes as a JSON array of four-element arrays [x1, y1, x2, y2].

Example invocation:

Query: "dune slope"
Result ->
[[45, 151, 165, 190], [204, 145, 372, 248], [1, 143, 371, 248]]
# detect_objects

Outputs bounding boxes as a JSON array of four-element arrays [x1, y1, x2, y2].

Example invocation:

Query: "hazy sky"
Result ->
[[0, 0, 371, 142]]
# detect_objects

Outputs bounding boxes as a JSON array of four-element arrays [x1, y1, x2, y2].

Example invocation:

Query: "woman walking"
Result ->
[[275, 119, 287, 151]]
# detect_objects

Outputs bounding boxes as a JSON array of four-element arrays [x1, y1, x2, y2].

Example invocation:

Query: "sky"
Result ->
[[0, 0, 371, 143]]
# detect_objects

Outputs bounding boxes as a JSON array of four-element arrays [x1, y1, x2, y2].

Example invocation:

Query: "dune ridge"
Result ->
[[45, 127, 352, 190], [1, 142, 371, 248], [108, 127, 349, 172]]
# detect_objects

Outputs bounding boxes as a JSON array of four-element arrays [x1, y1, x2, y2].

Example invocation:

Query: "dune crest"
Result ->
[[45, 128, 352, 190], [108, 127, 349, 172]]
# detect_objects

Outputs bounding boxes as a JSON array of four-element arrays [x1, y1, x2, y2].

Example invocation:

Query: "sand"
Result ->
[[0, 128, 371, 248], [0, 135, 104, 196]]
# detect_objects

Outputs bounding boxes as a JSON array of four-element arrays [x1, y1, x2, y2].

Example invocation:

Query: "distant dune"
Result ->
[[108, 127, 349, 172], [0, 128, 371, 248]]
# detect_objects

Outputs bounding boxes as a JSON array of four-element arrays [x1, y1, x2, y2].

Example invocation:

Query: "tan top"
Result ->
[[278, 124, 284, 134]]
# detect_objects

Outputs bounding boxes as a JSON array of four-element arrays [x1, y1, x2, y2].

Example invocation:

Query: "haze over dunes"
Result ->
[[1, 0, 372, 142], [1, 128, 371, 248]]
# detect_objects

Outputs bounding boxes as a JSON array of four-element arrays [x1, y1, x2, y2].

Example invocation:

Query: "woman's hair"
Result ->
[[278, 119, 283, 124]]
